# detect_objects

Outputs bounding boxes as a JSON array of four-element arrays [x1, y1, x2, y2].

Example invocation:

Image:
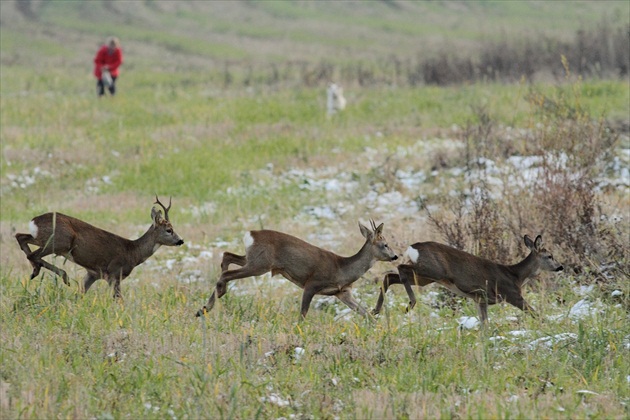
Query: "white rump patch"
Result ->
[[243, 232, 254, 249], [29, 220, 38, 239], [405, 246, 419, 263]]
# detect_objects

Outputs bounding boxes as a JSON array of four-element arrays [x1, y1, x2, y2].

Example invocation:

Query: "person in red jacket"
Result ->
[[93, 37, 123, 97]]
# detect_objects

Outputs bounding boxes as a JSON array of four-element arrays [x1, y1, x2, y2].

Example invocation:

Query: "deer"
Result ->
[[15, 196, 184, 299], [196, 220, 398, 318], [372, 235, 563, 323]]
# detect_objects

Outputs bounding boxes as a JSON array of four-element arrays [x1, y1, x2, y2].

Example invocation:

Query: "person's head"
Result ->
[[106, 36, 120, 52]]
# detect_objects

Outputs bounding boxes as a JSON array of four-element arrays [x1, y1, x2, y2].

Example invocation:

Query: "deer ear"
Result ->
[[359, 222, 372, 240], [151, 207, 163, 224], [374, 223, 384, 236], [534, 235, 543, 250], [524, 235, 534, 250]]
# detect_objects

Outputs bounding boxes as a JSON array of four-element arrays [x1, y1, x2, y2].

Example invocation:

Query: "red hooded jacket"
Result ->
[[93, 45, 123, 79]]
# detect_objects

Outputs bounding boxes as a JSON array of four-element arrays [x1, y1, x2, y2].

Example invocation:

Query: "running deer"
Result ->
[[372, 235, 563, 323], [15, 196, 184, 299], [196, 221, 398, 318]]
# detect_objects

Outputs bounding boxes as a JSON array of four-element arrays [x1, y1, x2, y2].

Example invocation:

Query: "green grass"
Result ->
[[1, 272, 628, 418], [1, 1, 629, 418], [2, 69, 628, 221]]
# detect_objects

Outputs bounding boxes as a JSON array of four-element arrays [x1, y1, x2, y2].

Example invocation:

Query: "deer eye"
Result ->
[[166, 228, 173, 234]]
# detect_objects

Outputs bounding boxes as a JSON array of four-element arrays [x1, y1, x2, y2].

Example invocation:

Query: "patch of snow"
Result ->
[[6, 167, 52, 191], [569, 299, 599, 320], [457, 316, 480, 329], [260, 393, 290, 407], [334, 307, 353, 321], [178, 270, 203, 284], [302, 205, 337, 220], [575, 284, 595, 296], [165, 259, 177, 270], [187, 202, 217, 218], [396, 169, 426, 190], [199, 250, 213, 259], [293, 347, 305, 362], [576, 390, 599, 396], [360, 190, 419, 215], [508, 330, 531, 337], [528, 333, 577, 350]]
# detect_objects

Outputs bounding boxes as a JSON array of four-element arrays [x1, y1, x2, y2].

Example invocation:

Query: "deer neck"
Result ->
[[508, 252, 539, 287], [338, 240, 374, 286], [129, 226, 161, 266]]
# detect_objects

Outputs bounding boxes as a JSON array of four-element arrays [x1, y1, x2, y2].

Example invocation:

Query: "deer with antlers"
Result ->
[[196, 220, 398, 318], [15, 196, 184, 299], [372, 235, 563, 323]]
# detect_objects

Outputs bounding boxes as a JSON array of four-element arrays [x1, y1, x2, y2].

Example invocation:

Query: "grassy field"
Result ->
[[1, 1, 629, 419]]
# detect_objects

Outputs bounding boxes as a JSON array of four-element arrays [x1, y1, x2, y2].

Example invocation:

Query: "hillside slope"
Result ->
[[1, 0, 625, 72]]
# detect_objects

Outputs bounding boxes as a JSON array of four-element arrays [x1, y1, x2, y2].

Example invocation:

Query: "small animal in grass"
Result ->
[[196, 220, 398, 318], [326, 82, 346, 116], [372, 235, 563, 323], [15, 196, 184, 299]]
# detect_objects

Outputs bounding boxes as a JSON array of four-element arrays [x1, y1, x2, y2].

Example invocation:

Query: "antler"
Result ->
[[370, 219, 377, 232], [154, 195, 172, 221]]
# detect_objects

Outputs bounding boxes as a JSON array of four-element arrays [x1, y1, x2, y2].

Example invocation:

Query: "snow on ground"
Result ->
[[3, 167, 52, 191]]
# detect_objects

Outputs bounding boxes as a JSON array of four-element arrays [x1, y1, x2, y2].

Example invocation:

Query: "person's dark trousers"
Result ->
[[97, 76, 118, 96]]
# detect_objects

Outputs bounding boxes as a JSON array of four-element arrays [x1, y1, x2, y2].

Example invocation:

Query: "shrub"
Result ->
[[424, 71, 627, 289]]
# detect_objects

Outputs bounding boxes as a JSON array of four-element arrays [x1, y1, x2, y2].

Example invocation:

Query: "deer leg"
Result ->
[[26, 247, 70, 285], [372, 272, 401, 315], [196, 290, 217, 317], [336, 288, 369, 317], [218, 264, 270, 296], [37, 260, 70, 285], [398, 265, 419, 313], [221, 252, 247, 272], [16, 233, 34, 255], [112, 277, 123, 300], [105, 270, 125, 300], [196, 264, 269, 317], [506, 293, 537, 318], [83, 271, 100, 293], [16, 233, 42, 279], [300, 285, 319, 318]]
